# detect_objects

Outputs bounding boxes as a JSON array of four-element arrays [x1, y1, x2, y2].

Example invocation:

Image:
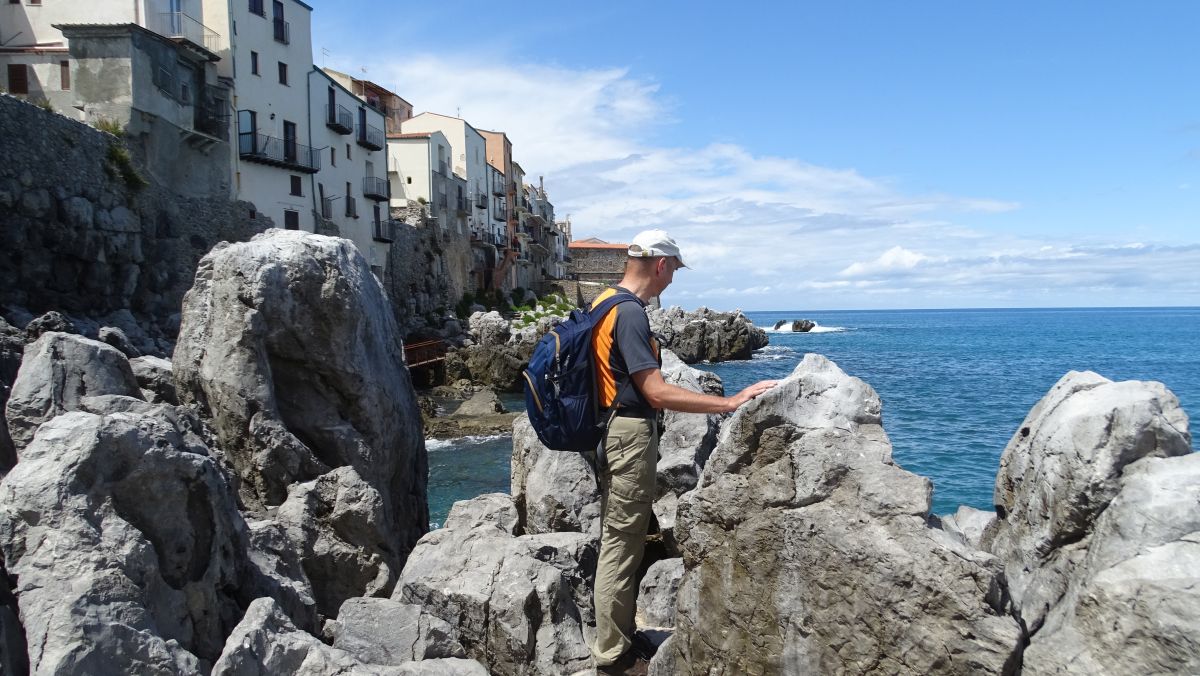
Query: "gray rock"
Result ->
[[61, 195, 95, 229], [939, 505, 995, 551], [441, 491, 521, 535], [130, 354, 178, 404], [453, 387, 506, 416], [986, 371, 1192, 634], [172, 230, 427, 563], [99, 325, 141, 358], [5, 331, 142, 451], [664, 354, 1021, 675], [212, 597, 487, 676], [467, 310, 510, 347], [275, 466, 401, 618], [791, 319, 817, 332], [511, 414, 601, 536], [243, 516, 319, 631], [637, 558, 684, 628], [0, 552, 29, 676], [656, 349, 724, 499], [0, 316, 23, 475], [23, 310, 76, 339], [397, 493, 598, 676], [0, 409, 252, 673], [327, 597, 466, 664], [647, 306, 769, 363]]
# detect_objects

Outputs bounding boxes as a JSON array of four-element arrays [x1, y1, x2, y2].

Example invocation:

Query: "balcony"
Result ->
[[363, 176, 389, 201], [345, 195, 358, 218], [492, 181, 505, 196], [456, 196, 468, 214], [325, 104, 352, 134], [356, 122, 384, 151], [273, 18, 290, 44], [150, 12, 220, 53], [373, 219, 396, 243], [320, 196, 334, 219], [492, 208, 505, 222], [475, 194, 487, 209], [238, 132, 320, 173]]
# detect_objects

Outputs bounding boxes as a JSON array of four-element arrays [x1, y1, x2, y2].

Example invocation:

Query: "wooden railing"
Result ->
[[404, 339, 448, 367]]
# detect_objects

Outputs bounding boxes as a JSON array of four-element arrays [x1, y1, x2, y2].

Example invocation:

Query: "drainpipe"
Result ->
[[307, 67, 318, 232]]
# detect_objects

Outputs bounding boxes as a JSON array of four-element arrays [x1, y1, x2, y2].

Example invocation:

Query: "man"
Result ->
[[589, 229, 777, 674]]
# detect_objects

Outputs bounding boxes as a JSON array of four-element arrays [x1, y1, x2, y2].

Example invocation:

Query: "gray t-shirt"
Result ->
[[590, 286, 661, 412]]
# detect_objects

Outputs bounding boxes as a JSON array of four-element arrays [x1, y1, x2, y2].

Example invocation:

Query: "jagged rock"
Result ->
[[172, 230, 427, 564], [939, 505, 996, 551], [637, 558, 684, 629], [647, 306, 769, 363], [243, 516, 319, 632], [791, 319, 816, 332], [0, 408, 270, 673], [467, 310, 510, 347], [23, 310, 76, 340], [511, 414, 601, 536], [983, 371, 1195, 672], [665, 354, 1021, 674], [1021, 452, 1200, 674], [130, 354, 178, 404], [453, 388, 506, 417], [443, 343, 529, 393], [657, 349, 724, 499], [99, 324, 141, 358], [212, 597, 487, 676], [326, 597, 467, 664], [5, 331, 142, 451], [275, 466, 401, 618], [0, 316, 23, 474], [396, 493, 598, 676]]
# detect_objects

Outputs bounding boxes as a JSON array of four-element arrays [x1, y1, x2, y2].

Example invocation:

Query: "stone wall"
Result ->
[[565, 244, 628, 306], [0, 93, 266, 353], [386, 204, 472, 336]]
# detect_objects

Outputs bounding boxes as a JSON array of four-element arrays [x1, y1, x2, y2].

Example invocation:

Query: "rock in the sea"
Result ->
[[212, 597, 487, 676], [130, 354, 178, 404], [5, 331, 142, 451], [939, 505, 996, 551], [172, 230, 427, 565], [647, 305, 768, 363], [396, 493, 598, 676], [275, 466, 402, 618], [984, 371, 1195, 673], [663, 354, 1021, 674], [326, 597, 467, 664], [637, 558, 684, 629], [453, 387, 506, 416], [511, 414, 601, 535], [0, 408, 271, 673]]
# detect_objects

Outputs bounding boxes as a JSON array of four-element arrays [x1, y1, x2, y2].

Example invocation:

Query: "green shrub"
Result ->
[[107, 144, 147, 191], [94, 118, 125, 137], [36, 98, 55, 113]]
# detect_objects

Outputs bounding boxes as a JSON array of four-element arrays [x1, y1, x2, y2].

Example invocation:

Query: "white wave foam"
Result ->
[[426, 433, 510, 451], [760, 321, 847, 334]]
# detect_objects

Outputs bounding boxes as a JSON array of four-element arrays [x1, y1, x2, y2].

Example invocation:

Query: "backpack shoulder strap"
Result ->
[[588, 290, 639, 320]]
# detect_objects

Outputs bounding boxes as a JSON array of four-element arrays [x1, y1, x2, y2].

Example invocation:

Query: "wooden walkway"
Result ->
[[404, 339, 449, 367]]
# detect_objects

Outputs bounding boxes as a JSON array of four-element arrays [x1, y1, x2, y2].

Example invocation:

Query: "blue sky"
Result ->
[[308, 1, 1199, 310]]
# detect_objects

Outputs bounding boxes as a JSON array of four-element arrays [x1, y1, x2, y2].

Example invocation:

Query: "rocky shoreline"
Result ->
[[0, 229, 1195, 675]]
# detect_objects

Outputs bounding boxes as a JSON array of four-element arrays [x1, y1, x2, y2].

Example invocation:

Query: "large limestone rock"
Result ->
[[0, 408, 282, 673], [511, 414, 601, 536], [326, 597, 467, 664], [985, 371, 1195, 673], [637, 557, 684, 629], [0, 316, 23, 474], [130, 354, 178, 404], [647, 305, 768, 363], [173, 230, 427, 564], [5, 331, 141, 450], [938, 505, 995, 551], [212, 597, 487, 676], [662, 354, 1021, 674], [396, 493, 598, 676], [657, 349, 724, 498]]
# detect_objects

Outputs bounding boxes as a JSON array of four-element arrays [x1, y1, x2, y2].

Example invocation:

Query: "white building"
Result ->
[[1, 0, 220, 115], [204, 0, 319, 229], [486, 163, 508, 247], [399, 112, 490, 240], [386, 130, 467, 235], [309, 66, 389, 275]]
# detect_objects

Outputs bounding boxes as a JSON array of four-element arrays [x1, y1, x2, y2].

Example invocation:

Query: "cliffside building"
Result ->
[[322, 67, 411, 134], [386, 130, 468, 236], [564, 237, 630, 305]]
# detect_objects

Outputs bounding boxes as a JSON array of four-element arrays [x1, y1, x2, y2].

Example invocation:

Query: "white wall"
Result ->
[[388, 137, 432, 205], [401, 112, 489, 236], [0, 0, 205, 47]]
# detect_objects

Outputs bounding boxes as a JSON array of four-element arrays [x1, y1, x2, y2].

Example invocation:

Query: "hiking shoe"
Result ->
[[596, 649, 649, 676]]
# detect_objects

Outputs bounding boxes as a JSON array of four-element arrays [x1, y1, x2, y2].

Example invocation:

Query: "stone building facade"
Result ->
[[560, 238, 628, 306]]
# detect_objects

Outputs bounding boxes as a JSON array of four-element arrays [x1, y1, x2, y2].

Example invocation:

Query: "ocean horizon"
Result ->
[[428, 306, 1199, 526]]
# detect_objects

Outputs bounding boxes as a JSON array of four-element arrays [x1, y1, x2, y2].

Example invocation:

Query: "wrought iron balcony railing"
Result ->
[[273, 18, 290, 44], [238, 132, 320, 173], [150, 11, 220, 52], [356, 122, 384, 150], [363, 176, 389, 201], [345, 195, 358, 218], [325, 104, 352, 134], [373, 219, 396, 243]]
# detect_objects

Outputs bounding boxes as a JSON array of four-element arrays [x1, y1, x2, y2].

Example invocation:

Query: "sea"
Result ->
[[427, 307, 1200, 526]]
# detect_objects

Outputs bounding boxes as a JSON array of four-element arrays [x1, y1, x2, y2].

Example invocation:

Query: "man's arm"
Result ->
[[631, 368, 777, 414]]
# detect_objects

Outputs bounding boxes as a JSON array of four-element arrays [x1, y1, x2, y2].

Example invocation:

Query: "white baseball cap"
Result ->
[[628, 229, 689, 268]]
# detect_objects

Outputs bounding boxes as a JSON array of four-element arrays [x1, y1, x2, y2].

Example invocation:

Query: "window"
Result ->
[[248, 0, 264, 16], [345, 143, 351, 160], [250, 51, 259, 75], [330, 146, 336, 167], [60, 61, 70, 90], [28, 0, 40, 4], [282, 120, 297, 162], [283, 210, 299, 230], [290, 175, 302, 196], [277, 61, 287, 85], [406, 176, 412, 185], [6, 64, 28, 95]]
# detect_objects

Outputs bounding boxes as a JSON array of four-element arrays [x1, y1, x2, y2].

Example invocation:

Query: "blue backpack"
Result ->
[[522, 292, 639, 451]]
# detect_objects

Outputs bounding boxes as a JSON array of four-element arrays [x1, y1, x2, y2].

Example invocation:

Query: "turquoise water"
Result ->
[[427, 307, 1199, 524]]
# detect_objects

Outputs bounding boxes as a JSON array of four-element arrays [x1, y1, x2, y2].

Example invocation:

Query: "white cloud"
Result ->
[[358, 53, 1199, 310]]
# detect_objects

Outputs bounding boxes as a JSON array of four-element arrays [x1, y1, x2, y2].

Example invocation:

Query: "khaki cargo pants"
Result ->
[[591, 415, 658, 666]]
